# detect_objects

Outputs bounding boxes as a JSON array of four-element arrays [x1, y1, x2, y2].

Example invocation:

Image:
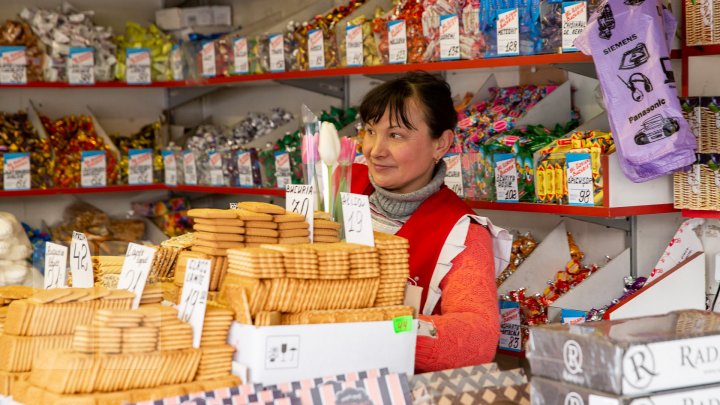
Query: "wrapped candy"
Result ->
[[19, 4, 116, 82], [585, 276, 647, 321], [421, 0, 463, 62], [496, 232, 538, 286], [195, 35, 231, 78], [460, 1, 487, 60], [284, 21, 303, 72], [131, 197, 192, 238], [115, 22, 173, 82], [373, 0, 427, 64], [248, 35, 269, 74], [111, 121, 163, 185], [0, 112, 53, 189], [41, 115, 119, 188], [0, 20, 44, 82], [186, 124, 232, 186], [225, 32, 264, 75], [338, 11, 384, 67]]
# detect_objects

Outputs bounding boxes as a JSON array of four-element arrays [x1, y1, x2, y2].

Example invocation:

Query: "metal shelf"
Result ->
[[467, 201, 677, 218]]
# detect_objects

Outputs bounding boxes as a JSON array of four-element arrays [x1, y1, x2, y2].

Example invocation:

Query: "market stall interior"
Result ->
[[0, 0, 719, 403]]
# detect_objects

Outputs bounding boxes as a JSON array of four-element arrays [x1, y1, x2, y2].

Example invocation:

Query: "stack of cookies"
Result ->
[[196, 345, 235, 381], [153, 233, 194, 281], [227, 248, 286, 278], [93, 256, 125, 288], [262, 244, 319, 279], [373, 233, 411, 307], [138, 304, 193, 352], [281, 305, 414, 325], [195, 305, 235, 381], [238, 202, 311, 245], [199, 306, 234, 347], [0, 286, 36, 335], [140, 284, 163, 305], [309, 244, 350, 279], [314, 219, 342, 243], [190, 208, 245, 256], [347, 245, 381, 279]]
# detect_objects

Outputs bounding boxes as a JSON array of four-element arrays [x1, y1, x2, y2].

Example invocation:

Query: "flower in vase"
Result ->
[[301, 133, 319, 164], [338, 136, 358, 166], [318, 121, 340, 168]]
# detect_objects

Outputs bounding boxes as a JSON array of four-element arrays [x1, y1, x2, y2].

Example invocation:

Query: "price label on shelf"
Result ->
[[81, 150, 106, 188], [128, 149, 153, 185], [496, 8, 519, 56], [4, 153, 30, 191], [126, 48, 151, 85], [162, 150, 177, 186], [341, 192, 374, 247], [393, 315, 413, 333], [440, 14, 460, 61], [237, 151, 253, 186], [498, 301, 522, 351], [68, 47, 95, 85], [178, 258, 211, 348], [388, 20, 407, 64], [346, 25, 363, 67], [117, 243, 156, 309], [171, 44, 183, 81], [286, 184, 314, 241], [201, 41, 216, 77], [443, 153, 464, 197], [183, 150, 198, 185], [562, 1, 587, 52], [308, 29, 325, 70], [208, 151, 224, 186], [566, 153, 594, 206], [269, 34, 285, 72], [0, 46, 27, 85], [495, 153, 519, 202], [70, 231, 93, 288], [233, 36, 249, 74], [275, 152, 292, 188], [44, 242, 68, 289]]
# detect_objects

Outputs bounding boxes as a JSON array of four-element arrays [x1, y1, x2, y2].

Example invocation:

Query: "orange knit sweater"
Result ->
[[414, 223, 500, 372]]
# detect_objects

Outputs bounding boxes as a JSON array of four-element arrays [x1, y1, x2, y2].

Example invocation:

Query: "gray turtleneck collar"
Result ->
[[369, 160, 447, 221]]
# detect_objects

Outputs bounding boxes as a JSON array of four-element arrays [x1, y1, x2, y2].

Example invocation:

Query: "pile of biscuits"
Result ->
[[313, 211, 341, 243], [152, 233, 194, 281], [93, 256, 125, 288], [279, 305, 414, 325], [373, 233, 411, 307], [0, 286, 36, 335]]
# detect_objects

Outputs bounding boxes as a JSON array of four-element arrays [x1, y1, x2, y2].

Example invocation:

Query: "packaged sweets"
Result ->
[[0, 20, 44, 82], [422, 0, 463, 62], [197, 35, 232, 78], [338, 12, 384, 67], [112, 121, 163, 185], [460, 0, 487, 60], [0, 112, 53, 189], [373, 0, 427, 64], [249, 35, 270, 73], [115, 22, 173, 82]]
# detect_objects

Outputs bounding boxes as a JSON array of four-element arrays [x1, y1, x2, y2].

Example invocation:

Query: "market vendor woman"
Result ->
[[352, 72, 510, 372]]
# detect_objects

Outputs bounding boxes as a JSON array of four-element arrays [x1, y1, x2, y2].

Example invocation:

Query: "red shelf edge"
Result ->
[[173, 185, 285, 196], [466, 200, 677, 217], [682, 209, 720, 219]]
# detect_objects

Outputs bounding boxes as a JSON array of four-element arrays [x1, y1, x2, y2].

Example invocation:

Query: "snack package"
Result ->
[[115, 22, 173, 82], [422, 0, 464, 62], [575, 0, 696, 182], [338, 12, 384, 67], [112, 121, 163, 185], [460, 0, 488, 59], [373, 0, 427, 64], [0, 20, 44, 82], [0, 112, 54, 189]]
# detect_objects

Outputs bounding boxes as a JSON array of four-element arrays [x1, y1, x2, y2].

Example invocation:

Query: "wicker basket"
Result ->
[[700, 104, 720, 153], [673, 165, 720, 210], [686, 0, 714, 46]]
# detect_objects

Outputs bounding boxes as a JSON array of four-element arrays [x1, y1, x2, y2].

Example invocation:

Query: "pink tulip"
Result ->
[[301, 133, 319, 164], [338, 136, 358, 166]]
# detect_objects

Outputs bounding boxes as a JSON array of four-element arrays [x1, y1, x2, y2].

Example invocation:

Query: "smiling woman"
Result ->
[[351, 72, 510, 373]]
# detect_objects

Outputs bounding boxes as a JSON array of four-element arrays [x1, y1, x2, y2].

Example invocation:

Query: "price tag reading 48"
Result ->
[[70, 231, 94, 288], [340, 192, 374, 247], [178, 258, 211, 348], [117, 243, 156, 309], [286, 184, 314, 242]]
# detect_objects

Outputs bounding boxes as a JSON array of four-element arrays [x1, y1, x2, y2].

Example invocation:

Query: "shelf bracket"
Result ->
[[274, 77, 346, 99]]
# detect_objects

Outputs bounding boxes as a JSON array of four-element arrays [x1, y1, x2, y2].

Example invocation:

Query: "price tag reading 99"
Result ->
[[178, 258, 211, 348], [340, 192, 374, 247], [286, 184, 314, 242], [117, 243, 156, 309], [70, 231, 94, 288]]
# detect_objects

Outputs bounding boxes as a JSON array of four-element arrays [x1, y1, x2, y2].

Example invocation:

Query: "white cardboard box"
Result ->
[[212, 6, 233, 26], [155, 8, 184, 31], [228, 320, 417, 385]]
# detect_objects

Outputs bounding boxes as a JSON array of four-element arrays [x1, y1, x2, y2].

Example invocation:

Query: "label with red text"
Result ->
[[562, 1, 587, 52], [233, 37, 249, 74], [0, 46, 26, 84], [69, 47, 94, 85], [269, 34, 285, 72], [275, 152, 292, 188], [4, 152, 30, 190], [126, 48, 151, 84], [308, 29, 325, 69], [81, 150, 106, 187], [388, 20, 407, 64], [497, 8, 519, 56], [495, 153, 518, 202], [128, 149, 153, 185], [566, 153, 593, 206], [499, 301, 521, 351], [346, 25, 363, 66], [440, 14, 460, 60]]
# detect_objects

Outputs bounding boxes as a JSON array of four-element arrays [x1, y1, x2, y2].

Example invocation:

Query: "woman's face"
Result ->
[[362, 99, 449, 194]]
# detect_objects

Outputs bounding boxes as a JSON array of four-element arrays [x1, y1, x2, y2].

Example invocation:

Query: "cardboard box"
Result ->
[[532, 376, 720, 405], [527, 310, 720, 396], [182, 7, 214, 28], [155, 8, 184, 31], [212, 6, 232, 26], [228, 320, 417, 385]]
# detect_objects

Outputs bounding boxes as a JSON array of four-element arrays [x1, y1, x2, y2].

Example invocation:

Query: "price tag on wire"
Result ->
[[68, 47, 95, 85], [44, 242, 68, 289], [566, 153, 594, 206], [183, 150, 198, 185], [178, 258, 211, 348], [496, 8, 519, 56], [126, 48, 151, 85], [388, 20, 407, 64], [340, 192, 374, 247], [3, 152, 31, 191], [117, 243, 156, 309], [346, 25, 363, 67], [494, 153, 519, 202], [498, 301, 522, 351], [439, 14, 460, 61], [233, 36, 249, 74], [0, 46, 27, 85], [128, 148, 153, 185], [70, 231, 93, 287], [443, 153, 464, 197], [81, 150, 106, 187], [268, 33, 285, 72], [162, 150, 177, 186], [286, 184, 314, 242]]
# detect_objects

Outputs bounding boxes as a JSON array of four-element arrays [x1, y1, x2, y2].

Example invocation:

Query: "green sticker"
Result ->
[[393, 315, 413, 333]]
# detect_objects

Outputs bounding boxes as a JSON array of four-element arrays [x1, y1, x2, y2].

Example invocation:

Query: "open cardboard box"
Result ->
[[228, 319, 417, 385]]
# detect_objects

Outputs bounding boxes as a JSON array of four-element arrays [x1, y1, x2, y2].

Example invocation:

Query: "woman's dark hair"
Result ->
[[359, 71, 457, 139]]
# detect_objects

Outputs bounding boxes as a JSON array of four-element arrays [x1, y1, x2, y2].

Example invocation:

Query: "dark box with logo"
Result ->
[[526, 310, 720, 396], [531, 376, 720, 405]]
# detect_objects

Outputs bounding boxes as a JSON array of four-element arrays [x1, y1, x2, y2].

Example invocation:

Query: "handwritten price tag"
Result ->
[[562, 1, 587, 52], [70, 231, 93, 288], [162, 150, 177, 186], [566, 153, 594, 206], [498, 301, 521, 351], [308, 29, 325, 70], [497, 8, 519, 56], [237, 151, 253, 186], [286, 184, 314, 241], [178, 258, 211, 348], [183, 150, 198, 185], [44, 242, 68, 289], [269, 34, 285, 72], [393, 315, 413, 333], [126, 48, 151, 85], [233, 36, 249, 74], [3, 152, 31, 190], [128, 149, 153, 185], [81, 150, 106, 188], [440, 14, 460, 61], [0, 46, 27, 84], [495, 153, 519, 202], [275, 152, 292, 188], [340, 192, 374, 247], [117, 243, 156, 309], [68, 47, 94, 85], [388, 20, 407, 64], [443, 153, 464, 197], [346, 25, 363, 66], [201, 41, 216, 77], [171, 44, 184, 81], [208, 151, 224, 186]]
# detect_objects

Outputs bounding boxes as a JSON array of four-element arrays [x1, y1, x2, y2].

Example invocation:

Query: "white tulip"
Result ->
[[318, 121, 341, 167]]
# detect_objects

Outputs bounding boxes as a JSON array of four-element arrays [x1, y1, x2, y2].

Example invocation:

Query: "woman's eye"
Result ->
[[390, 132, 403, 139]]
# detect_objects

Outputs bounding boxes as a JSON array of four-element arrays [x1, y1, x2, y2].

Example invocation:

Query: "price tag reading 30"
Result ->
[[70, 231, 93, 287], [117, 243, 156, 309], [44, 242, 68, 289], [340, 192, 374, 247], [178, 258, 211, 348], [286, 184, 314, 241]]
